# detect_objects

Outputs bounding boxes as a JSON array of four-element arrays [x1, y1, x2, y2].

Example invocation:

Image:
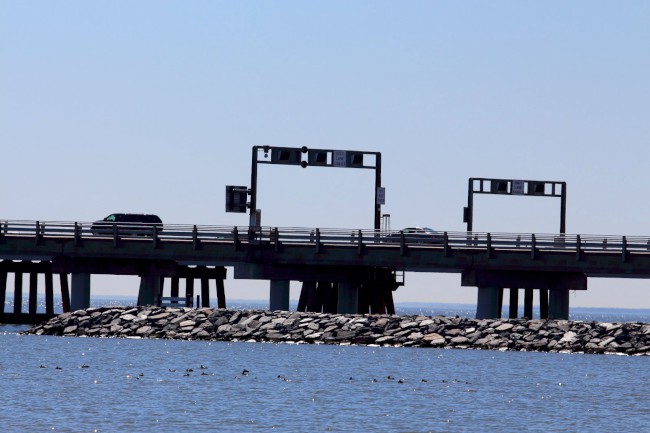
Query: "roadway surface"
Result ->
[[2, 220, 650, 279]]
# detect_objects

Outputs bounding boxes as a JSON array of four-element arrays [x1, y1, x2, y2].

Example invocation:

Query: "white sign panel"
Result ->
[[512, 180, 525, 195], [376, 187, 386, 205], [333, 150, 347, 167]]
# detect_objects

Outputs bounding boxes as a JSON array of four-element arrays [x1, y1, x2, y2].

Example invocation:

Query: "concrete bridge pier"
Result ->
[[14, 272, 22, 314], [476, 286, 503, 319], [0, 261, 71, 323], [508, 288, 519, 319], [298, 281, 322, 312], [270, 280, 290, 311], [549, 289, 570, 320], [200, 276, 210, 307], [216, 278, 226, 309], [320, 282, 338, 313], [137, 275, 160, 307], [186, 278, 194, 306], [524, 288, 534, 318], [60, 274, 71, 312], [337, 281, 358, 315], [539, 289, 549, 319], [296, 281, 339, 313], [357, 281, 396, 315], [465, 270, 584, 320], [170, 277, 180, 298], [71, 273, 91, 311], [507, 287, 569, 320]]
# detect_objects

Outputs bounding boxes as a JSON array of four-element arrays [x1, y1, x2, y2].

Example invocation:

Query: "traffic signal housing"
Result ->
[[225, 185, 248, 213], [271, 148, 302, 165]]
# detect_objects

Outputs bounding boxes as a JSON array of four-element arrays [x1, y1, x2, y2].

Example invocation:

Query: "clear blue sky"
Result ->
[[2, 1, 649, 308]]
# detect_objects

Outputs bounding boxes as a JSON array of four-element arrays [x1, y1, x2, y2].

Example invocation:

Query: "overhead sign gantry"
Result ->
[[463, 177, 567, 233], [227, 146, 384, 230]]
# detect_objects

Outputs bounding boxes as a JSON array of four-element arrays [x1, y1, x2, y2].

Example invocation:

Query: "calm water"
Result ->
[[1, 304, 650, 432]]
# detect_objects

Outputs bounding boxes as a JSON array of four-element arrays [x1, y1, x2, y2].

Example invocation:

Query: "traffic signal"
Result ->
[[225, 185, 248, 213], [347, 152, 364, 167], [271, 148, 302, 165], [491, 180, 509, 194], [528, 182, 546, 195], [308, 150, 330, 166]]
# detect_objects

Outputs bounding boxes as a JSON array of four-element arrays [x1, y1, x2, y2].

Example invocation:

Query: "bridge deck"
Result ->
[[1, 220, 649, 279]]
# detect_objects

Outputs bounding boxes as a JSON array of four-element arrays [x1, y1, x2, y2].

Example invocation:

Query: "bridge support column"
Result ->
[[549, 289, 570, 320], [297, 281, 321, 312], [476, 286, 501, 319], [337, 281, 358, 314], [60, 274, 71, 313], [385, 287, 395, 315], [508, 288, 519, 319], [71, 273, 91, 311], [137, 275, 159, 307], [29, 272, 38, 315], [45, 271, 54, 315], [270, 280, 290, 311], [539, 289, 549, 319], [357, 282, 370, 314], [0, 270, 6, 313], [201, 276, 210, 307], [171, 277, 180, 298], [216, 278, 226, 309], [322, 282, 338, 314], [497, 288, 504, 319], [14, 272, 23, 314], [524, 288, 533, 319], [186, 278, 194, 307]]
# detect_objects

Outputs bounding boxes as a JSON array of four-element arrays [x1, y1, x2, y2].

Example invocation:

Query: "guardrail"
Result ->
[[2, 219, 650, 258]]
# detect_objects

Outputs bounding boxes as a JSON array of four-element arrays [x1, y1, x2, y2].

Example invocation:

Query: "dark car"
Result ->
[[384, 227, 443, 244], [90, 213, 163, 236]]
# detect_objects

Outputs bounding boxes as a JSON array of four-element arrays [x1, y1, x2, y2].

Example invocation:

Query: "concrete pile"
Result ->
[[24, 306, 650, 355]]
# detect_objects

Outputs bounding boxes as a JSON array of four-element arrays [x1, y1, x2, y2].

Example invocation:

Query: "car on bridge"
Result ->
[[383, 227, 444, 244], [90, 213, 163, 237]]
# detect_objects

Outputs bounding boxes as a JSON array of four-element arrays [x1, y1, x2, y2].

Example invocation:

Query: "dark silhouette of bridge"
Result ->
[[2, 220, 649, 323]]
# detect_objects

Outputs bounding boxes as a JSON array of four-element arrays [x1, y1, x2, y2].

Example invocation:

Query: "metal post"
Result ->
[[249, 146, 259, 230], [560, 182, 566, 234], [374, 153, 382, 231], [467, 178, 474, 232]]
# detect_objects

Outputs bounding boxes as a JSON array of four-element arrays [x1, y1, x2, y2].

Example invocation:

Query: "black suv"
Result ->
[[90, 213, 163, 236]]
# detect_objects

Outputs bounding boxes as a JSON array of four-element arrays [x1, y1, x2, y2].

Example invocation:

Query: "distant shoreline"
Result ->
[[6, 294, 650, 312], [4, 296, 650, 324]]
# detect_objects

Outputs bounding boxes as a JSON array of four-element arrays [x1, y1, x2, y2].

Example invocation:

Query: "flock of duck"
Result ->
[[36, 363, 469, 386]]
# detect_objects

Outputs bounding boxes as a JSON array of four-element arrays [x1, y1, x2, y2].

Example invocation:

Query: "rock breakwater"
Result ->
[[24, 307, 650, 355]]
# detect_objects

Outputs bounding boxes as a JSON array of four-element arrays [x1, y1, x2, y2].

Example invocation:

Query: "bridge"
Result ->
[[1, 219, 649, 323]]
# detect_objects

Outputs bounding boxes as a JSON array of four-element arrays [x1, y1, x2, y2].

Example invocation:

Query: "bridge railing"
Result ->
[[2, 219, 650, 255]]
